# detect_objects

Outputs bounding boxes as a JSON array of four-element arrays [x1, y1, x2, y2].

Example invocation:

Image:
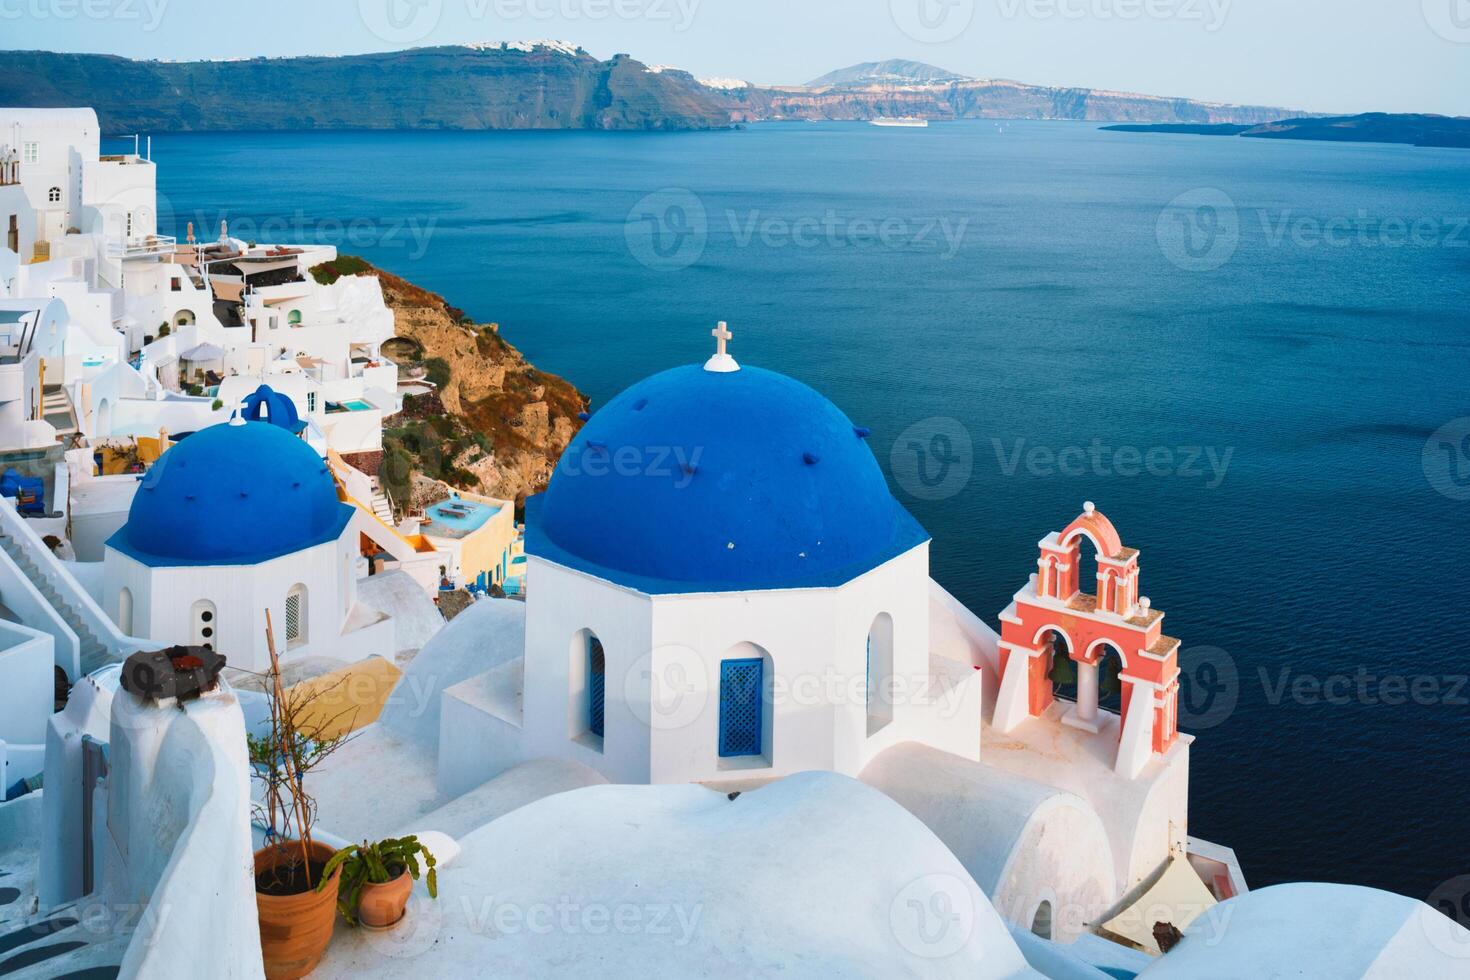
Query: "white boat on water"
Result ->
[[870, 116, 929, 128]]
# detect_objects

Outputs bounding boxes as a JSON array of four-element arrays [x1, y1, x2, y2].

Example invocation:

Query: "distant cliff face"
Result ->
[[0, 45, 733, 132], [724, 78, 1296, 126], [0, 48, 1298, 131]]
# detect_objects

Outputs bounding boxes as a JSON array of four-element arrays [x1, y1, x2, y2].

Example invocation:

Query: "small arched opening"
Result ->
[[173, 309, 196, 327], [567, 629, 605, 752], [718, 642, 774, 768], [866, 612, 895, 736], [287, 309, 303, 326], [285, 584, 308, 648], [1040, 628, 1077, 705], [1077, 639, 1128, 729], [191, 599, 217, 651], [117, 586, 133, 635], [1030, 900, 1053, 940]]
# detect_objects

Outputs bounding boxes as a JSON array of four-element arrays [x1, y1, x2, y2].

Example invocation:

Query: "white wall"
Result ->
[[458, 545, 978, 792], [105, 683, 264, 979], [0, 620, 53, 791], [104, 530, 388, 674]]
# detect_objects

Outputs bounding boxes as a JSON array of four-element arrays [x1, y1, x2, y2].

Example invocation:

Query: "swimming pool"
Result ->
[[424, 496, 500, 538], [328, 398, 375, 413]]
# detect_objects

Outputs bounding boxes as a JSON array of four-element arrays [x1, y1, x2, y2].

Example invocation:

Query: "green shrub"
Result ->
[[309, 254, 373, 286], [380, 446, 413, 503], [424, 357, 451, 389]]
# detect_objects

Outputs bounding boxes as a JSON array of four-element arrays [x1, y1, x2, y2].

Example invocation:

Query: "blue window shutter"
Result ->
[[589, 638, 606, 738], [719, 658, 764, 758]]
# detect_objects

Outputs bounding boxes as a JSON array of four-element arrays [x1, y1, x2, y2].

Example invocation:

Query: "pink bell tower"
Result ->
[[994, 503, 1181, 778]]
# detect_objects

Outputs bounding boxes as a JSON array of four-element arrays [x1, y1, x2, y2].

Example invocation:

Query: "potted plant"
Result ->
[[248, 610, 358, 979], [319, 836, 439, 929]]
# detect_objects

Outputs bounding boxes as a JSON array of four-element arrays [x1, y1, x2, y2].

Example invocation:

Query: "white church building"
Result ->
[[452, 328, 981, 789], [100, 403, 393, 673]]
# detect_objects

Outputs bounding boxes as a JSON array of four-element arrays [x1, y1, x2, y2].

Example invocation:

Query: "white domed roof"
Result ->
[[315, 771, 1036, 978], [1140, 882, 1470, 978]]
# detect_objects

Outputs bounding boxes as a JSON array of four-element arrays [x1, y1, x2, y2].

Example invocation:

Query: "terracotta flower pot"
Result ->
[[358, 866, 414, 929], [254, 839, 342, 980]]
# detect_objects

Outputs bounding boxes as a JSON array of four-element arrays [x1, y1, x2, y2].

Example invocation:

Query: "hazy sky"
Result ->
[[5, 0, 1468, 115]]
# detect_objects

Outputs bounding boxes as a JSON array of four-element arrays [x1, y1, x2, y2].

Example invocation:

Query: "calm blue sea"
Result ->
[[143, 122, 1470, 901]]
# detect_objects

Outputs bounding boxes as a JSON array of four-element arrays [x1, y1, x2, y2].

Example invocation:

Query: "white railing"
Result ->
[[0, 496, 149, 665], [105, 235, 177, 259]]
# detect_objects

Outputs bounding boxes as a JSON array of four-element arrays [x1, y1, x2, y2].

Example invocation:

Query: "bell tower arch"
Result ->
[[995, 503, 1181, 778]]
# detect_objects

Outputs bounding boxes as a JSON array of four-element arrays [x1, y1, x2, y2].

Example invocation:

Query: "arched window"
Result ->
[[866, 613, 895, 735], [1031, 900, 1053, 940], [287, 309, 303, 326], [285, 585, 308, 647], [48, 186, 61, 203], [191, 600, 217, 650], [567, 629, 605, 751], [117, 587, 133, 635], [588, 637, 605, 738], [718, 644, 772, 764]]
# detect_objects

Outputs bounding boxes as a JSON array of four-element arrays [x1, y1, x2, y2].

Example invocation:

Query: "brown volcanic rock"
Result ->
[[368, 262, 584, 505]]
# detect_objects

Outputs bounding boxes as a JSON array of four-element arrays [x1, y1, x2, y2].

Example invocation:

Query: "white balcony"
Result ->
[[106, 235, 177, 259]]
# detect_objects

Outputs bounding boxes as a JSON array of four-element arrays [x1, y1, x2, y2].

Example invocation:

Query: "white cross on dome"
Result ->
[[704, 320, 740, 373]]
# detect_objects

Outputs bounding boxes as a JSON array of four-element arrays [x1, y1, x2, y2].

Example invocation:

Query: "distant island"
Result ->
[[1103, 113, 1470, 149], [0, 48, 1299, 132]]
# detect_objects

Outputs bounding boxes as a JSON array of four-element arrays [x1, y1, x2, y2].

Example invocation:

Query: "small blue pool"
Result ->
[[425, 496, 500, 538]]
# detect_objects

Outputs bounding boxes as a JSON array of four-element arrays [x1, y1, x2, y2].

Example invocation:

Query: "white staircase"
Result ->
[[0, 501, 145, 678], [39, 388, 76, 437], [0, 531, 109, 676], [370, 477, 395, 525]]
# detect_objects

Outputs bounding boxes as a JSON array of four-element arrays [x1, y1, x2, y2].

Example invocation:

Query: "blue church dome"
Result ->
[[527, 363, 929, 594], [108, 420, 352, 567]]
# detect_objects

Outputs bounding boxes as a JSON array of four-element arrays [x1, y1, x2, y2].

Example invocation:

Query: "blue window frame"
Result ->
[[719, 658, 764, 758], [588, 638, 606, 739]]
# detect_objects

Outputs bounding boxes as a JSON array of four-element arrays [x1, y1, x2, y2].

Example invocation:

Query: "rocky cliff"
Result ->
[[315, 257, 584, 509], [723, 77, 1297, 126], [0, 44, 732, 131], [3, 47, 1302, 131]]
